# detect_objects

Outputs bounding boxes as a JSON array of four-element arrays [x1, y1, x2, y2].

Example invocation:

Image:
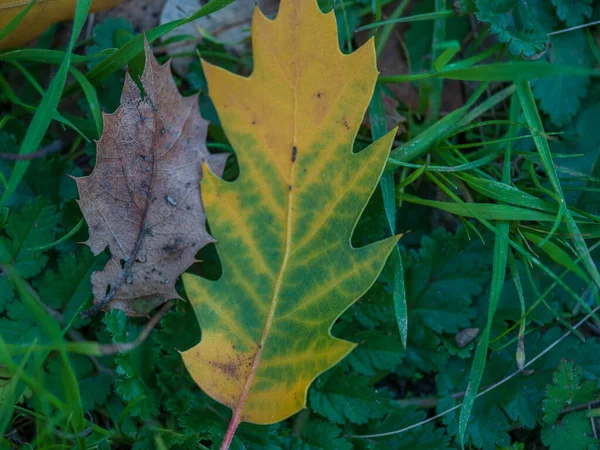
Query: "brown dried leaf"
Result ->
[[76, 42, 226, 317]]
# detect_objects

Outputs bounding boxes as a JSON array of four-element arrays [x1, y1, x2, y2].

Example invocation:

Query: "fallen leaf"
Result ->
[[158, 0, 254, 75], [181, 0, 398, 440], [0, 0, 123, 48], [158, 0, 278, 75], [160, 0, 254, 51], [76, 41, 226, 317]]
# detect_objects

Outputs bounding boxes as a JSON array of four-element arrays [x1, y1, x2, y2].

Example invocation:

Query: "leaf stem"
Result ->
[[221, 416, 241, 450]]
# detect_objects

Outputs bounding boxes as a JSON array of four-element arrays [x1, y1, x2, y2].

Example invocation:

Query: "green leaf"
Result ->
[[0, 297, 46, 344], [541, 411, 598, 450], [0, 197, 56, 278], [533, 31, 595, 126], [399, 326, 450, 375], [344, 330, 404, 376], [288, 418, 352, 450], [309, 367, 390, 425], [44, 355, 112, 413], [475, 0, 555, 57], [551, 84, 600, 210], [552, 0, 593, 26], [439, 393, 511, 450], [353, 283, 393, 330], [24, 158, 82, 206], [36, 248, 107, 325], [404, 228, 490, 334], [439, 328, 600, 447], [179, 405, 283, 450], [0, 277, 15, 313], [104, 310, 160, 419], [88, 17, 134, 58], [454, 0, 477, 15], [542, 360, 599, 424]]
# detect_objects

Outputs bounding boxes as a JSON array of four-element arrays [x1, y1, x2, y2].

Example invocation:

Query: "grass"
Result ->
[[1, 0, 600, 449]]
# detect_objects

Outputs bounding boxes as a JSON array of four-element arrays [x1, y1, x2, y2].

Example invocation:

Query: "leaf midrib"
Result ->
[[229, 4, 300, 424]]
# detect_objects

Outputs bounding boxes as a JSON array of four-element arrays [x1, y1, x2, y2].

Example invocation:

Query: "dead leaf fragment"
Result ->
[[76, 41, 225, 317], [455, 327, 480, 348]]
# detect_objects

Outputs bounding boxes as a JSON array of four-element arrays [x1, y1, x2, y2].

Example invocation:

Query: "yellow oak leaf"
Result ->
[[182, 0, 398, 445]]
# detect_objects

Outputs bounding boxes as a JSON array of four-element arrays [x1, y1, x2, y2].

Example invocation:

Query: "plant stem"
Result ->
[[220, 416, 241, 450], [587, 408, 600, 418]]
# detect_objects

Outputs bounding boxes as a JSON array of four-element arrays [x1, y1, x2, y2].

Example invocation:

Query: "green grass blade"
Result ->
[[458, 92, 513, 444], [427, 0, 447, 122], [516, 80, 600, 290], [69, 67, 103, 137], [357, 9, 454, 32], [27, 218, 84, 252], [374, 0, 410, 57], [380, 62, 599, 83], [77, 0, 235, 87], [523, 256, 592, 340], [389, 106, 467, 163], [117, 394, 146, 434], [0, 337, 35, 437], [457, 173, 568, 214], [507, 251, 526, 369], [0, 0, 92, 208], [388, 84, 514, 166], [396, 158, 429, 189], [458, 220, 509, 445], [522, 231, 590, 283], [444, 44, 503, 71], [4, 265, 86, 447], [458, 84, 516, 125], [431, 171, 600, 330], [0, 0, 37, 43], [389, 152, 497, 173], [396, 194, 561, 221], [439, 133, 559, 150], [0, 48, 94, 65], [433, 40, 461, 72], [370, 85, 408, 347], [0, 73, 88, 139]]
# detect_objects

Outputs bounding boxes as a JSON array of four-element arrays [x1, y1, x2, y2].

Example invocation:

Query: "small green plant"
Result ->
[[1, 0, 600, 449]]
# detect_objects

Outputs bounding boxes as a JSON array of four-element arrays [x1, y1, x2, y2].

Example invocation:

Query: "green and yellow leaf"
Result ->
[[181, 0, 398, 432]]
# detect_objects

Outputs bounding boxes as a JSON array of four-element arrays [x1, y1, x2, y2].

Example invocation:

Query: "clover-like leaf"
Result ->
[[543, 359, 599, 424]]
